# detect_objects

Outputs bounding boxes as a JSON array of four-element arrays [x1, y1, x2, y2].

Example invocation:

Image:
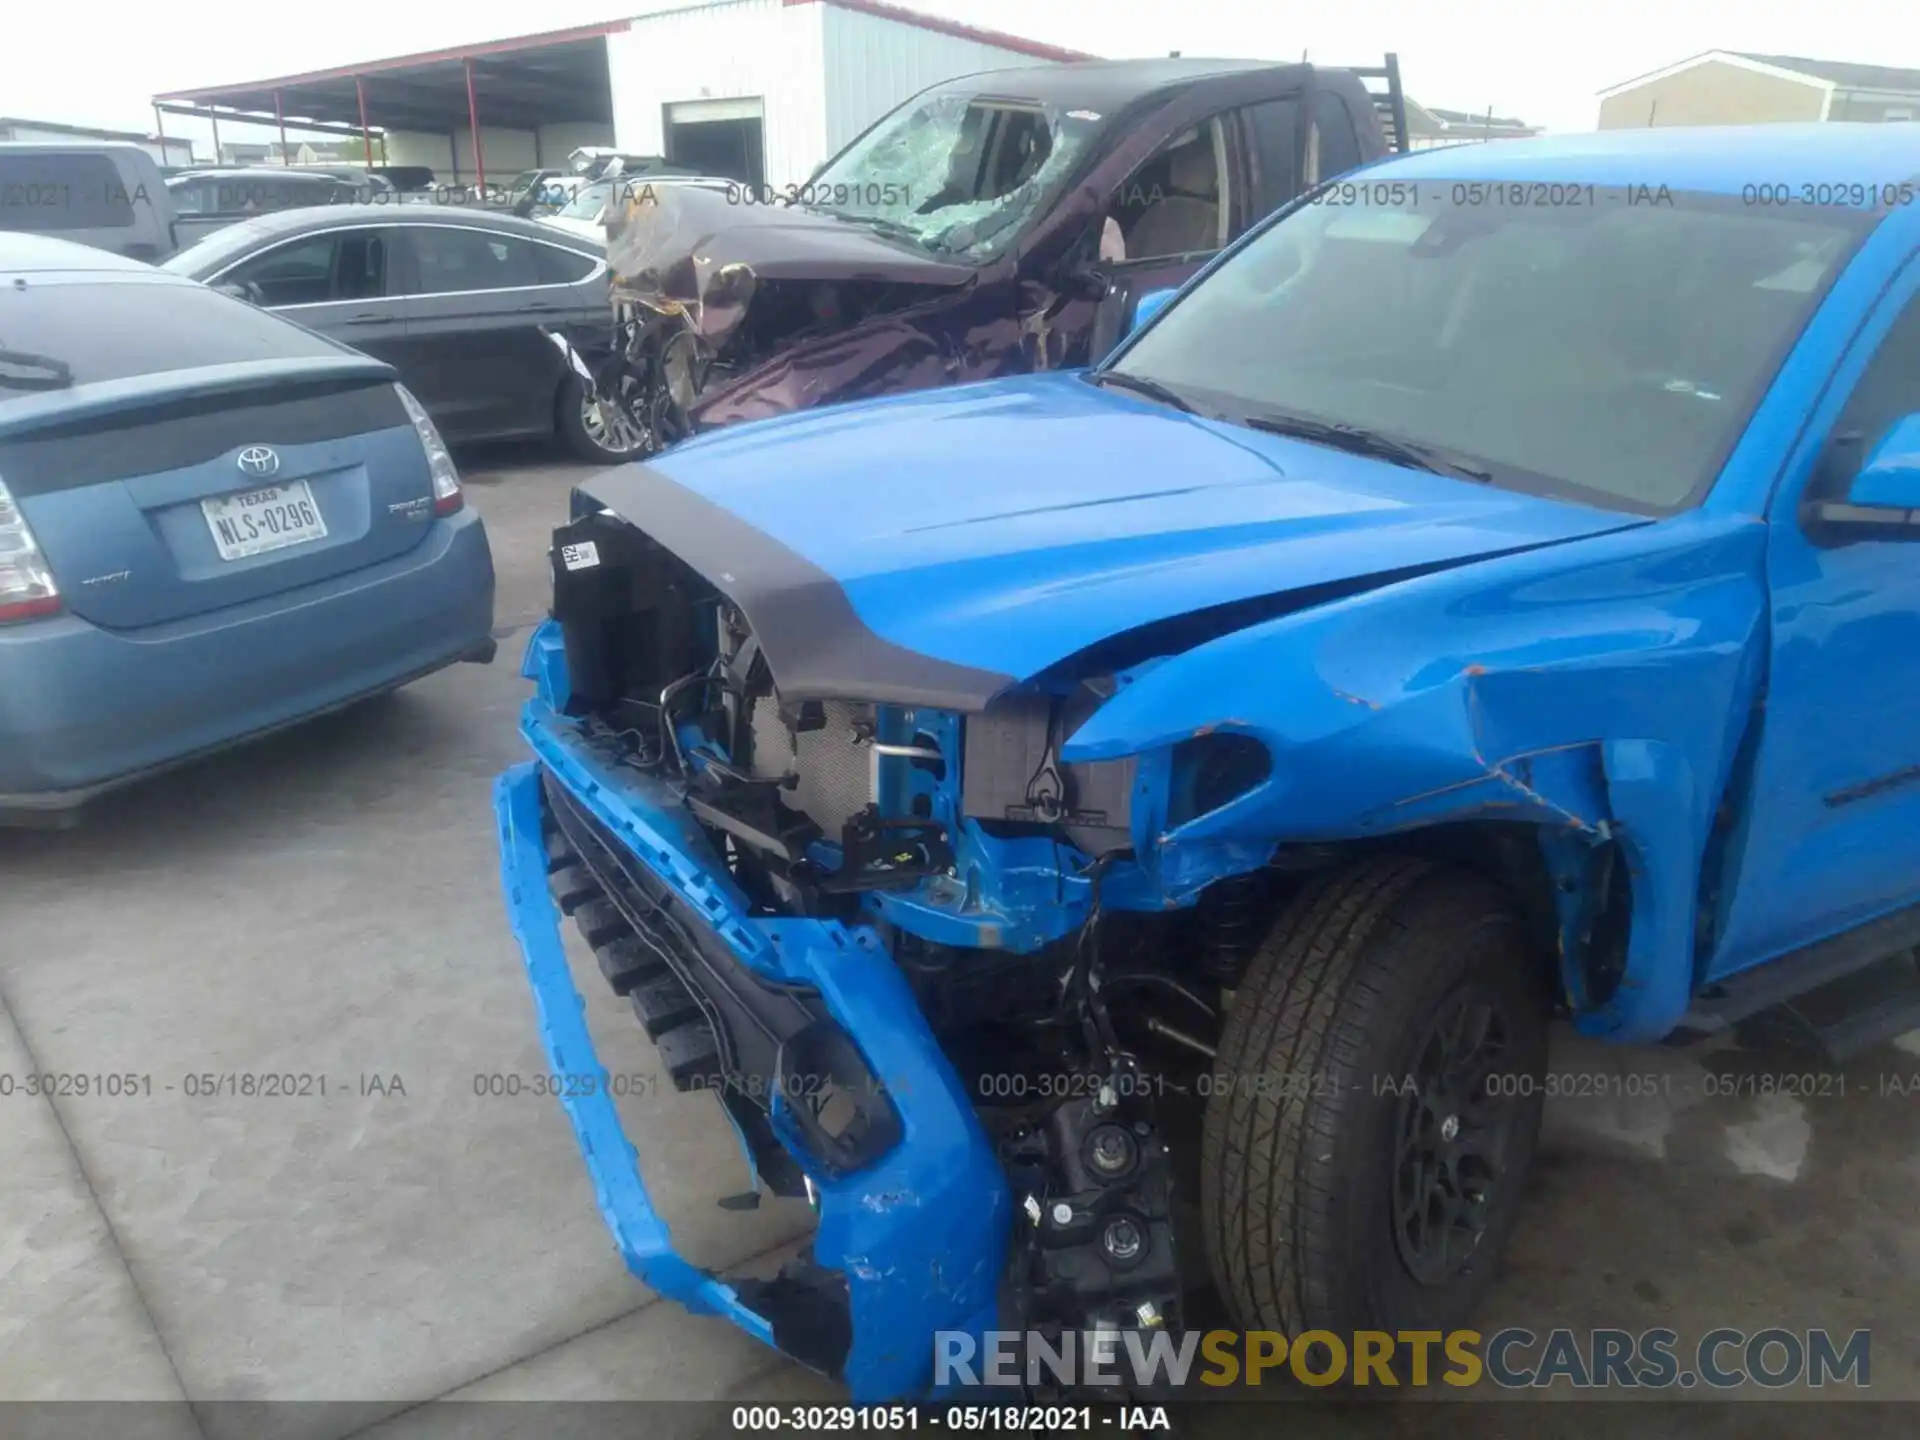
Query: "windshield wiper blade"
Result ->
[[0, 348, 74, 392], [1240, 411, 1492, 482], [1091, 369, 1196, 414], [828, 211, 941, 251]]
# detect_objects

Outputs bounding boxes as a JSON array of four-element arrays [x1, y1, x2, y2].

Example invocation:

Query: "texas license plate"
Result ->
[[202, 481, 328, 561]]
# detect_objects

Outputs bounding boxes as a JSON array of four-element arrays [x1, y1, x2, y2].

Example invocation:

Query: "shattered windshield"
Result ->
[[806, 91, 1105, 261]]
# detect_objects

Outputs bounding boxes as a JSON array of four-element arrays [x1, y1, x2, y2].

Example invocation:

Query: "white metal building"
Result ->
[[155, 1, 1089, 192], [0, 117, 195, 166], [604, 0, 1090, 188]]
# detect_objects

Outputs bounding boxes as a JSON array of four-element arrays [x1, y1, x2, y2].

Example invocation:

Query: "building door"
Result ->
[[664, 98, 765, 187]]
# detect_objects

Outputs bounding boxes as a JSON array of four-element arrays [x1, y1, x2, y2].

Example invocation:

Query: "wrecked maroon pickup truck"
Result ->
[[571, 55, 1409, 454]]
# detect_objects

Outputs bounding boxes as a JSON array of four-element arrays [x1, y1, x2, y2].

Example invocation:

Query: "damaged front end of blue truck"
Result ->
[[491, 372, 1767, 1400], [492, 126, 1920, 1400]]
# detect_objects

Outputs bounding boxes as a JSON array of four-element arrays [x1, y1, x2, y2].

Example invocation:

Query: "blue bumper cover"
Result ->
[[493, 709, 1011, 1400]]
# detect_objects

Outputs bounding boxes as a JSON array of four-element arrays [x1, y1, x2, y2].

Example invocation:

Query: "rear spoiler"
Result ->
[[1347, 53, 1411, 154], [0, 356, 395, 442]]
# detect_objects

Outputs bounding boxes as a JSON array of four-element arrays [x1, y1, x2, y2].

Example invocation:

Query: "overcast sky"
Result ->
[[13, 0, 1915, 150]]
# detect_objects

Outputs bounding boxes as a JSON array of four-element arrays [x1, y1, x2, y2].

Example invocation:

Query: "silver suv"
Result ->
[[0, 143, 177, 260]]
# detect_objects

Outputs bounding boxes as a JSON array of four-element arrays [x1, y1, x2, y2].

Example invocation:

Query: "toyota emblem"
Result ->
[[236, 446, 281, 479]]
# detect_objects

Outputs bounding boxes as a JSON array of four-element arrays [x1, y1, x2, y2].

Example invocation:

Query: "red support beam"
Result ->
[[274, 90, 288, 164], [356, 75, 373, 166], [210, 110, 222, 166], [152, 104, 167, 155], [153, 18, 632, 101], [464, 57, 485, 195]]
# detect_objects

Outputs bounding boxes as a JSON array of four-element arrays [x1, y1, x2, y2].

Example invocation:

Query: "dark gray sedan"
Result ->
[[164, 207, 639, 462]]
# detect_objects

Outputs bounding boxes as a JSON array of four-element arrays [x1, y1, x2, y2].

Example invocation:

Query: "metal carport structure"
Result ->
[[152, 20, 628, 190]]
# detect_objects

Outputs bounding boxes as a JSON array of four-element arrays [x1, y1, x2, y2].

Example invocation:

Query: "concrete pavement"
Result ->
[[0, 454, 812, 1439]]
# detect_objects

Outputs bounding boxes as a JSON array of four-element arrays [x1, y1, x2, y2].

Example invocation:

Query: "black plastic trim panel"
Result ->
[[540, 767, 903, 1178], [579, 464, 1014, 712]]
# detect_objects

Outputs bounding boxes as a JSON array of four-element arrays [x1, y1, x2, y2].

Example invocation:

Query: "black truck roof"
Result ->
[[961, 58, 1286, 105], [923, 55, 1410, 153]]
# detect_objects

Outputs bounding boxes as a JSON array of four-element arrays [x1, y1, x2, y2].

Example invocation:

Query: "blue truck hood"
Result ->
[[586, 373, 1644, 705]]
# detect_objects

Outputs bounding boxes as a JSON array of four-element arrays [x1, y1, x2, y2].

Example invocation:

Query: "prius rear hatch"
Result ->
[[0, 275, 437, 630]]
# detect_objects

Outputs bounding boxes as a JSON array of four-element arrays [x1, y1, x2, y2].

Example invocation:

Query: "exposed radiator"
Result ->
[[748, 696, 873, 835]]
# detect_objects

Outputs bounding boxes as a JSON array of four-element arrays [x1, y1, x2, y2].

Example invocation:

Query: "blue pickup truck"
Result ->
[[495, 122, 1920, 1398]]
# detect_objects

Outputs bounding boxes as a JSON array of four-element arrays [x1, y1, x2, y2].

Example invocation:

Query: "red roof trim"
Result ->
[[785, 0, 1095, 64], [154, 18, 633, 102]]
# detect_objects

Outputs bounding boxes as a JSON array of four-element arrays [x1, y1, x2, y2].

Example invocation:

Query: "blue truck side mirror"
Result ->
[[1848, 414, 1920, 510], [1810, 413, 1920, 536], [1129, 287, 1179, 337]]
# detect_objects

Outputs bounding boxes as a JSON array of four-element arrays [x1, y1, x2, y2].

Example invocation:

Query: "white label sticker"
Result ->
[[560, 541, 601, 571]]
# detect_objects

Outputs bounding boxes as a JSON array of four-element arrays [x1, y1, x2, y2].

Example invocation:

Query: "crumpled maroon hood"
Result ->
[[603, 182, 977, 348]]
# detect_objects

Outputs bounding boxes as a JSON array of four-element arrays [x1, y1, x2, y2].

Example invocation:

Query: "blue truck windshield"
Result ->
[[1110, 187, 1874, 513]]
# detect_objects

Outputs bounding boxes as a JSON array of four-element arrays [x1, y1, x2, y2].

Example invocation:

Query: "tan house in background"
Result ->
[[1598, 51, 1920, 129]]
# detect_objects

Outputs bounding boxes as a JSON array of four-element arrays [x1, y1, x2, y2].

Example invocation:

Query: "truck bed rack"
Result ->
[[1349, 53, 1411, 153]]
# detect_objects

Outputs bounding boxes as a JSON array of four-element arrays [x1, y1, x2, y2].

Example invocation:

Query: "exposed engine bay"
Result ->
[[539, 500, 1288, 1390]]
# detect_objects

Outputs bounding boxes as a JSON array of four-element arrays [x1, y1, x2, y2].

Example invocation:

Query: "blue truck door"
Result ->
[[1710, 253, 1920, 977]]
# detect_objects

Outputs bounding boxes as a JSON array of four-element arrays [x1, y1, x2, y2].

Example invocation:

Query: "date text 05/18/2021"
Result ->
[[728, 1407, 1169, 1432]]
